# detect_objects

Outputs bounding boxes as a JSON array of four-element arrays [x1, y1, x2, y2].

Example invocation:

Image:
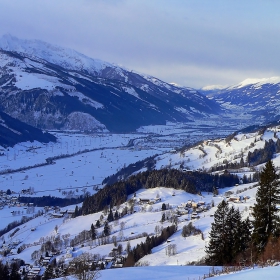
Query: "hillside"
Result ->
[[0, 110, 56, 147], [0, 35, 221, 133], [1, 123, 280, 278], [204, 77, 280, 123]]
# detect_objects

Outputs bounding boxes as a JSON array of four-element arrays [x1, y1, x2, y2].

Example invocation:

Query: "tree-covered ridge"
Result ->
[[247, 138, 280, 166], [19, 195, 84, 207], [81, 169, 239, 215]]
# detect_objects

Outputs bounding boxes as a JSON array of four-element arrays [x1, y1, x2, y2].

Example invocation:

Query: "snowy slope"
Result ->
[[0, 34, 222, 133], [206, 76, 280, 122], [1, 185, 257, 265], [2, 124, 280, 279], [153, 126, 280, 174], [0, 34, 114, 75], [228, 76, 280, 89]]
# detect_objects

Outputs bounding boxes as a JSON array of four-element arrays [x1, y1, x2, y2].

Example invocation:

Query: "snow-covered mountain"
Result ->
[[205, 77, 280, 121], [0, 110, 56, 147], [0, 34, 221, 132]]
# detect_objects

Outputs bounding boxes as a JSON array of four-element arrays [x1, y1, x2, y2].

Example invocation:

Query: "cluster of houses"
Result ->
[[16, 254, 55, 279], [0, 188, 38, 210], [17, 264, 43, 279], [177, 200, 211, 219], [134, 194, 211, 220], [225, 191, 250, 203], [0, 190, 20, 209], [15, 251, 60, 279], [49, 208, 75, 218]]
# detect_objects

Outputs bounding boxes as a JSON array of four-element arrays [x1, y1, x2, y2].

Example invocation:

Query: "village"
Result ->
[[0, 183, 254, 279]]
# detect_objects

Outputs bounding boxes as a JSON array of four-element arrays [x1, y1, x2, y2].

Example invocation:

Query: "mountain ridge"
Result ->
[[0, 34, 221, 133]]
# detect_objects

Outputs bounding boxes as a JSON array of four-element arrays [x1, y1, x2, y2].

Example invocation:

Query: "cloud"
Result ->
[[0, 0, 280, 88]]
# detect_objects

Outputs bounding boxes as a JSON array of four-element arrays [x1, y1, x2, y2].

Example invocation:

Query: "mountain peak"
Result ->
[[0, 34, 115, 74], [230, 76, 280, 89]]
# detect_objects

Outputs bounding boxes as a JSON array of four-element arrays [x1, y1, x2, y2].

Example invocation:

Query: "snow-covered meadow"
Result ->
[[2, 184, 257, 266], [1, 122, 280, 279], [0, 119, 241, 198]]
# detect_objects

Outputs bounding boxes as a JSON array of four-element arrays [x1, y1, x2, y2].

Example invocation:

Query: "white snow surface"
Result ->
[[201, 84, 228, 91], [0, 34, 116, 75], [229, 76, 280, 89], [1, 123, 280, 279], [53, 265, 280, 280]]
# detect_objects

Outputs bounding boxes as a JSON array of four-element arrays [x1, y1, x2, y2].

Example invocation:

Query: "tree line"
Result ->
[[82, 169, 239, 215], [123, 225, 177, 267], [19, 195, 84, 207], [247, 139, 280, 166]]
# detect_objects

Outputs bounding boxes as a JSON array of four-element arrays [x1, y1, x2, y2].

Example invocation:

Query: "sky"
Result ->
[[0, 0, 280, 88]]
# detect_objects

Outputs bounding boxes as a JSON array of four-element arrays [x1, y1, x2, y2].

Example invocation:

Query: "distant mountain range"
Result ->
[[1, 33, 280, 145], [202, 77, 280, 121], [0, 34, 220, 133]]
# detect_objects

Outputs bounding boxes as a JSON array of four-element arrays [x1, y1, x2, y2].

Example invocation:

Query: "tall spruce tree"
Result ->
[[103, 221, 110, 236], [252, 160, 280, 253], [91, 223, 96, 240], [9, 263, 21, 280], [43, 265, 54, 280], [0, 263, 9, 280], [206, 201, 250, 265], [206, 200, 231, 265], [231, 209, 251, 262]]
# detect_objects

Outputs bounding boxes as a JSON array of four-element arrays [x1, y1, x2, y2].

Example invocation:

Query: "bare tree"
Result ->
[[112, 235, 117, 247], [120, 221, 125, 231], [68, 252, 101, 280]]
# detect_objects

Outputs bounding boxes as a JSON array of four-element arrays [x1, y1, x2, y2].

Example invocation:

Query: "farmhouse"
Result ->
[[27, 266, 42, 279], [139, 198, 152, 204]]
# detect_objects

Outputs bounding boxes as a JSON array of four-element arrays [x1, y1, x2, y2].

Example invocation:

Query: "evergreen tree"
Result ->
[[10, 263, 21, 280], [103, 221, 110, 236], [206, 200, 231, 265], [0, 264, 9, 280], [91, 223, 96, 240], [43, 265, 54, 280], [114, 210, 119, 220], [206, 201, 252, 265], [240, 157, 245, 168], [229, 207, 251, 262], [252, 160, 280, 253], [224, 206, 238, 263], [107, 209, 114, 222], [161, 213, 166, 223], [73, 205, 79, 218], [95, 219, 101, 228], [238, 217, 252, 260]]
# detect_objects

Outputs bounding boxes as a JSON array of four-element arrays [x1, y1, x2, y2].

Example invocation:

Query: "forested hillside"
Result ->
[[82, 169, 239, 215]]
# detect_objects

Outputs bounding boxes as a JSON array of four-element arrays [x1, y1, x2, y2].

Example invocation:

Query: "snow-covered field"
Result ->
[[99, 265, 280, 280], [0, 120, 241, 198], [1, 184, 257, 266], [1, 122, 280, 279]]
